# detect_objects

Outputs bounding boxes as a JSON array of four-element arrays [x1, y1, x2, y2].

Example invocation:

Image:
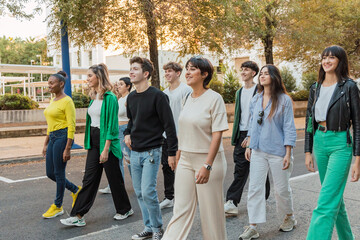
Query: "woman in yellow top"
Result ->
[[42, 71, 80, 219]]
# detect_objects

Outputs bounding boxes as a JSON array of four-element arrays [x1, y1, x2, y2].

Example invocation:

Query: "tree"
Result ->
[[276, 0, 360, 77], [209, 72, 224, 95], [222, 67, 240, 103], [0, 36, 52, 65], [224, 0, 295, 64], [280, 67, 297, 92], [47, 0, 228, 89], [0, 0, 41, 19], [302, 71, 317, 90]]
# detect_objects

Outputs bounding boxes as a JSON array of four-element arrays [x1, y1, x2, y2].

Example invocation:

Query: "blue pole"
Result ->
[[60, 20, 72, 97], [60, 20, 82, 149]]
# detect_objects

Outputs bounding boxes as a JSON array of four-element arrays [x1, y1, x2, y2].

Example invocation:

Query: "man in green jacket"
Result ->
[[224, 61, 270, 216]]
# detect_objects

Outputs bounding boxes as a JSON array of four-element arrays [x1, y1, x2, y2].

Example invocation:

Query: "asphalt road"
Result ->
[[0, 131, 310, 240]]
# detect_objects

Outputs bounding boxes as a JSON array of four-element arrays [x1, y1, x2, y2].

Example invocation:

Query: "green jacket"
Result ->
[[84, 91, 122, 160], [231, 86, 257, 146]]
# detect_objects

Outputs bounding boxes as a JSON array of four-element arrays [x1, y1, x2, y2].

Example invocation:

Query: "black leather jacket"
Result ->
[[305, 79, 360, 156]]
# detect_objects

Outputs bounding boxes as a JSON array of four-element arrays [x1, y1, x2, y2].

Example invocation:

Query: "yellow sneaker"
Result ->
[[42, 204, 64, 218], [71, 186, 82, 208]]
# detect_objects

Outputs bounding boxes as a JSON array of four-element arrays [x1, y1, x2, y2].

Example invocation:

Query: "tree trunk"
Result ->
[[140, 0, 160, 89], [262, 36, 274, 64], [262, 3, 275, 65]]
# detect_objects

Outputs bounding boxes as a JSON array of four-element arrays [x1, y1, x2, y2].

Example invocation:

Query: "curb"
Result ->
[[0, 150, 87, 166]]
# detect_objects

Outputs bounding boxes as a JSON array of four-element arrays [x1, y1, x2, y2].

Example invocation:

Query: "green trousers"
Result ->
[[306, 130, 354, 240]]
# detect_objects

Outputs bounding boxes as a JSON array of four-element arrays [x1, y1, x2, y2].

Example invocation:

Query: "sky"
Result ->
[[0, 1, 47, 39]]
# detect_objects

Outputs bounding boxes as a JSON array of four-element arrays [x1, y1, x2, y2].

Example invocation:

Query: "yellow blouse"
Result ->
[[44, 96, 76, 139]]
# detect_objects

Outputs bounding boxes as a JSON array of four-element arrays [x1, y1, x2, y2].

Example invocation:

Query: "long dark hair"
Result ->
[[318, 45, 350, 84], [257, 64, 288, 119]]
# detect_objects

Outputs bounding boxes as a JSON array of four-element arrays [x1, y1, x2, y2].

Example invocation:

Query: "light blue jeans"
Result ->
[[131, 147, 162, 233]]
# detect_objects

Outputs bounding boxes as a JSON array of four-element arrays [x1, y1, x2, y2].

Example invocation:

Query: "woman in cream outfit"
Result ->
[[163, 56, 228, 240]]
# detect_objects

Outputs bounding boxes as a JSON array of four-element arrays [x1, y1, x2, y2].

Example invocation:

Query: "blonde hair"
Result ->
[[88, 63, 112, 99]]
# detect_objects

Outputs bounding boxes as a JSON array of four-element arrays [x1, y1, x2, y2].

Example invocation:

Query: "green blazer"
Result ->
[[84, 91, 122, 160], [231, 86, 258, 146]]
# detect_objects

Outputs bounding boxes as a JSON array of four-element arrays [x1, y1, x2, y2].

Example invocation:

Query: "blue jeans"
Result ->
[[131, 147, 162, 233], [46, 128, 78, 207]]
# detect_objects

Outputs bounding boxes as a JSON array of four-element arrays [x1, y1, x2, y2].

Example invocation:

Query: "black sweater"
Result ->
[[124, 86, 178, 156]]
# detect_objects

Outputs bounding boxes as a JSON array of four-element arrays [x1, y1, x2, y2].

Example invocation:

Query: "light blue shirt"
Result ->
[[247, 92, 296, 157]]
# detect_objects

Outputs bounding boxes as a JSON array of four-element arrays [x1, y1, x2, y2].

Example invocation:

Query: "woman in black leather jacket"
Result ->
[[305, 45, 360, 240]]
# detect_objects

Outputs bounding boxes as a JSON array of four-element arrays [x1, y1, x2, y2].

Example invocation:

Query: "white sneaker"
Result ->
[[279, 215, 297, 232], [238, 226, 259, 240], [159, 198, 174, 209], [114, 209, 134, 220], [98, 186, 111, 194], [224, 200, 238, 216], [60, 216, 86, 227]]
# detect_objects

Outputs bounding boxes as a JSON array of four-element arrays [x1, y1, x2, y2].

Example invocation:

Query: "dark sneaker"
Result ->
[[131, 230, 153, 240], [153, 229, 164, 240]]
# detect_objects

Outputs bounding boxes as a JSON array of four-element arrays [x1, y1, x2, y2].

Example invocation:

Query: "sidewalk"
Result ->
[[0, 118, 306, 164]]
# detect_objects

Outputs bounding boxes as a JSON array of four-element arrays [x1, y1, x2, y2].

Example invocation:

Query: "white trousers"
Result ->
[[247, 149, 294, 224]]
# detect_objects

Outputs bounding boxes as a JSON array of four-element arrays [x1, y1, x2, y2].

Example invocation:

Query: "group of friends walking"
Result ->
[[41, 45, 360, 240]]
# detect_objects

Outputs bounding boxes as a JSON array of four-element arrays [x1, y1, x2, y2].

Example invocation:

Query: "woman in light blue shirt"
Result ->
[[239, 65, 297, 240]]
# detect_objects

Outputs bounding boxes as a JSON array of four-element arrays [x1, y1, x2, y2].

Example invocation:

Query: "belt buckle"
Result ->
[[319, 125, 327, 132]]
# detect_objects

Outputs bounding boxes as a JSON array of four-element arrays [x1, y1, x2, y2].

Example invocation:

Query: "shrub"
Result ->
[[222, 68, 240, 103], [289, 90, 309, 101], [281, 67, 297, 92], [0, 94, 39, 110], [302, 71, 317, 90], [72, 92, 91, 108], [209, 72, 224, 95]]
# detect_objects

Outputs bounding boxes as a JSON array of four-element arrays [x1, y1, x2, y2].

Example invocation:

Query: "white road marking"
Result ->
[[296, 138, 305, 142], [0, 175, 47, 183], [290, 171, 318, 181], [66, 225, 120, 240]]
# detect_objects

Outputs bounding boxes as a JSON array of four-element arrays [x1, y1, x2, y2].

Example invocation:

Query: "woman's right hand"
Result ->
[[245, 148, 251, 161], [305, 152, 315, 172], [42, 146, 47, 157], [124, 135, 132, 150]]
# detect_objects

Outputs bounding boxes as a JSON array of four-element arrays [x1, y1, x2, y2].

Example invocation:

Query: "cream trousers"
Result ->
[[163, 151, 227, 240]]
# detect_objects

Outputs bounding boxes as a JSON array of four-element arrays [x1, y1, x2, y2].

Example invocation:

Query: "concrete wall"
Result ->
[[0, 101, 307, 126], [0, 108, 88, 125]]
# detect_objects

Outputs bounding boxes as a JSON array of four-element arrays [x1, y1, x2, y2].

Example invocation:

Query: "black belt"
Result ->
[[318, 125, 327, 132]]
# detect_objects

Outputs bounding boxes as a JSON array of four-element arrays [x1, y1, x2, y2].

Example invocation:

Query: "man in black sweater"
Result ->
[[124, 57, 177, 240]]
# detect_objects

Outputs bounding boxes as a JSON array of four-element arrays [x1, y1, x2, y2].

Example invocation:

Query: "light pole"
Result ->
[[36, 55, 43, 101], [29, 60, 35, 97]]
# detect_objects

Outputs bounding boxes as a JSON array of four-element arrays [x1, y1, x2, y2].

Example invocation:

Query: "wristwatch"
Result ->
[[204, 163, 212, 171]]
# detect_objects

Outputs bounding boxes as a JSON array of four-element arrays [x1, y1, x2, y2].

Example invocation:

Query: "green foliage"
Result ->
[[280, 67, 297, 92], [0, 94, 38, 110], [222, 68, 240, 103], [72, 92, 90, 108], [209, 72, 224, 95], [288, 90, 309, 101], [0, 36, 52, 65], [302, 71, 317, 90], [0, 0, 41, 20]]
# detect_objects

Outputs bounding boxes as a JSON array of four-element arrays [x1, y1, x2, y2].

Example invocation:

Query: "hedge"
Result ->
[[0, 94, 39, 110]]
